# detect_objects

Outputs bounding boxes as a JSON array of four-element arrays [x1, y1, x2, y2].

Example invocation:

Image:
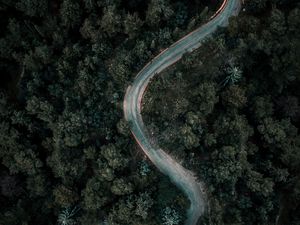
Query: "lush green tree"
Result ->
[[257, 118, 295, 145], [221, 85, 247, 109], [82, 176, 111, 210], [146, 0, 174, 26], [180, 125, 200, 150], [191, 82, 219, 116], [134, 192, 154, 219], [100, 143, 129, 170], [250, 95, 274, 121], [57, 206, 80, 225], [210, 146, 247, 184], [16, 0, 48, 17], [53, 185, 79, 207], [111, 178, 133, 195], [221, 65, 243, 86], [60, 0, 82, 28], [124, 13, 143, 39], [161, 206, 181, 225], [1, 0, 300, 224], [268, 8, 286, 36], [213, 114, 254, 148], [101, 5, 122, 36]]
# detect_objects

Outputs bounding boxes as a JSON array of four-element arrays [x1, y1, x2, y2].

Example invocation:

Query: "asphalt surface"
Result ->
[[123, 1, 241, 224]]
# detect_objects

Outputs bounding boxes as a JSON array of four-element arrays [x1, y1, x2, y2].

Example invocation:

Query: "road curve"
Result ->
[[123, 1, 241, 224]]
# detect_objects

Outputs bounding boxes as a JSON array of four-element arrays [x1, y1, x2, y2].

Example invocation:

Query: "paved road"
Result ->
[[123, 1, 241, 224]]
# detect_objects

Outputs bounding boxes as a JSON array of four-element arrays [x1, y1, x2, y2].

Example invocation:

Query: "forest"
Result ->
[[0, 0, 299, 224], [143, 0, 300, 224]]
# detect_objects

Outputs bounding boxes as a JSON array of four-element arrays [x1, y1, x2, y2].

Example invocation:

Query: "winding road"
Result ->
[[123, 1, 241, 224]]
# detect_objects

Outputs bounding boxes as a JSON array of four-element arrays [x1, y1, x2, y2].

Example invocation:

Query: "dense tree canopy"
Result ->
[[0, 0, 215, 224], [143, 0, 300, 224], [1, 0, 299, 224]]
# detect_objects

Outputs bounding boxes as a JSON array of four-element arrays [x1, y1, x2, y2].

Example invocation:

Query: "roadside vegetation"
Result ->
[[1, 0, 299, 224], [143, 0, 300, 224], [0, 0, 221, 224]]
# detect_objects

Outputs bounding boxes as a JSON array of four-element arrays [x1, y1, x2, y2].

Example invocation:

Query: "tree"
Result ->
[[191, 82, 219, 116], [108, 50, 131, 86], [80, 18, 98, 42], [161, 207, 181, 225], [221, 85, 247, 109], [107, 198, 133, 224], [245, 170, 274, 197], [146, 0, 174, 26], [288, 8, 300, 32], [257, 118, 295, 145], [57, 206, 80, 225], [0, 200, 29, 225], [213, 114, 253, 148], [180, 125, 200, 150], [269, 8, 286, 36], [245, 0, 268, 12], [82, 177, 111, 210], [16, 0, 48, 17], [83, 0, 97, 11], [26, 96, 56, 123], [139, 160, 151, 176], [124, 13, 143, 39], [132, 40, 151, 65], [250, 96, 274, 121], [221, 65, 242, 86], [60, 0, 82, 28], [117, 118, 130, 136], [96, 161, 114, 182], [100, 5, 122, 36], [185, 111, 200, 128], [0, 174, 22, 198], [280, 135, 300, 171], [47, 144, 86, 182], [111, 178, 133, 195], [26, 173, 47, 197], [210, 146, 247, 184], [100, 144, 129, 170], [53, 185, 79, 207], [157, 28, 172, 46], [277, 96, 299, 120], [135, 192, 153, 219]]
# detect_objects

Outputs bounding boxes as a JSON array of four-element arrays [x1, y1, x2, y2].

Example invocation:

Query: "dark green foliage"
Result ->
[[0, 0, 222, 224], [1, 0, 299, 224], [143, 1, 300, 224], [16, 0, 48, 17], [60, 0, 82, 28]]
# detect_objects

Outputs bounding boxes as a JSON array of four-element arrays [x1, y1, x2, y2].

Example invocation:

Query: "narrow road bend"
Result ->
[[123, 1, 242, 224]]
